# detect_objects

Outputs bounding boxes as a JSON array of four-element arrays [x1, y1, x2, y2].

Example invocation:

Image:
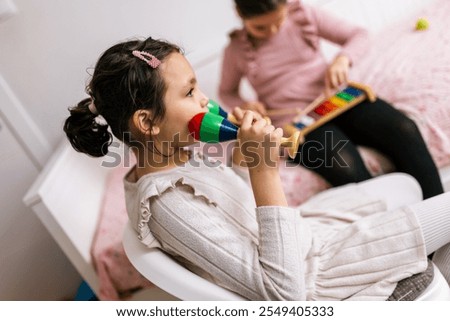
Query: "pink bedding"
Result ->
[[91, 0, 450, 300], [352, 0, 450, 167], [91, 162, 153, 300]]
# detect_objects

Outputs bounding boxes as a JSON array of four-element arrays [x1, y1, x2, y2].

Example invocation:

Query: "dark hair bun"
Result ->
[[63, 98, 112, 157]]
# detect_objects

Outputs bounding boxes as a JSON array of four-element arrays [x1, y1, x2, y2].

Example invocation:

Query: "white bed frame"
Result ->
[[23, 140, 176, 300]]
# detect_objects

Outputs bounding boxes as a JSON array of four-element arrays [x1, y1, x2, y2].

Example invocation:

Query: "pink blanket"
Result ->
[[91, 0, 450, 300], [91, 162, 153, 300], [352, 0, 450, 167]]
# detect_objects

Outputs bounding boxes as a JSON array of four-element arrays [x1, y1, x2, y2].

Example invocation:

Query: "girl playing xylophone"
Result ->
[[219, 0, 443, 199], [64, 36, 450, 300]]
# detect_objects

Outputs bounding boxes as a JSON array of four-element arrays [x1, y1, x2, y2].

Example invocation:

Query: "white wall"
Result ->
[[0, 112, 81, 300], [0, 0, 240, 148]]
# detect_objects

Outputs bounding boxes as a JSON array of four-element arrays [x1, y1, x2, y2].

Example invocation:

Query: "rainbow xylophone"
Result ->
[[284, 81, 376, 144], [188, 112, 301, 158]]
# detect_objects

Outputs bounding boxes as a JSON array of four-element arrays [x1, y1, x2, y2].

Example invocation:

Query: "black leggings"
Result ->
[[291, 98, 443, 199]]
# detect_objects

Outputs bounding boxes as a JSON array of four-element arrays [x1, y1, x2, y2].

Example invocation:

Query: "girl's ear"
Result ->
[[132, 109, 160, 136]]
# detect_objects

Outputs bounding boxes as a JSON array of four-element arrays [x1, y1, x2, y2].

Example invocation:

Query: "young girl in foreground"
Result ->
[[219, 0, 443, 199], [64, 37, 450, 300]]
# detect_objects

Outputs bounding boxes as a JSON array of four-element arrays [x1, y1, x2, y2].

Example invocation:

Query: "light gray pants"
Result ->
[[410, 192, 450, 284], [358, 173, 450, 284]]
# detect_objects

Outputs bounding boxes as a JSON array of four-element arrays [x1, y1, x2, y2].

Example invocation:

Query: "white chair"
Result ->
[[122, 221, 245, 301], [417, 264, 450, 301]]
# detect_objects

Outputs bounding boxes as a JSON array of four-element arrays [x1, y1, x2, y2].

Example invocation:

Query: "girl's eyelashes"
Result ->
[[186, 88, 194, 97]]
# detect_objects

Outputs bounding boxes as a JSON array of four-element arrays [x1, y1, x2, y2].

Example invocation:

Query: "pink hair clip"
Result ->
[[132, 50, 161, 68]]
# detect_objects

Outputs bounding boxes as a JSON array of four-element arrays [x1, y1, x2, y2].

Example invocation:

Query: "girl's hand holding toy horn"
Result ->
[[237, 110, 284, 169], [188, 108, 301, 159]]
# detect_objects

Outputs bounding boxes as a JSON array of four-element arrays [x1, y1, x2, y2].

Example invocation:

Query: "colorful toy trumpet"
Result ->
[[207, 99, 238, 124], [188, 112, 300, 158], [207, 99, 271, 125]]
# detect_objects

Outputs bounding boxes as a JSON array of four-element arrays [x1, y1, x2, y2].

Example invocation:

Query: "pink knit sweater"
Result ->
[[219, 0, 370, 127]]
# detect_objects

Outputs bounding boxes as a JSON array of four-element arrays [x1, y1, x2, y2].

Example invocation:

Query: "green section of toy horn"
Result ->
[[199, 112, 222, 143], [207, 99, 220, 115]]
